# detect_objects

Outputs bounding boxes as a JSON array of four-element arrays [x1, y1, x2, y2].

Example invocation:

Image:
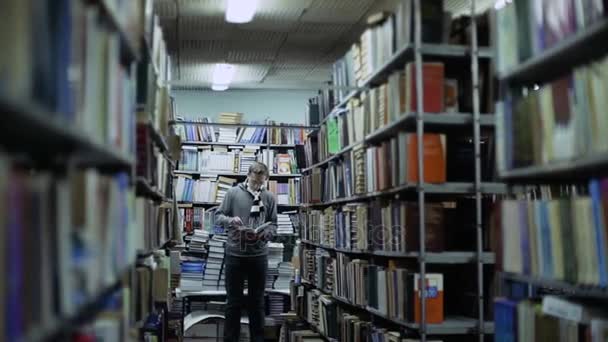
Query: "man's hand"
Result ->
[[229, 217, 243, 226]]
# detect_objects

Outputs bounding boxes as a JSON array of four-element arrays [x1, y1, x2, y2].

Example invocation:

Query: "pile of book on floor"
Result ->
[[267, 243, 285, 288], [267, 294, 288, 316], [202, 235, 228, 291], [180, 255, 205, 292], [277, 213, 296, 235], [274, 262, 294, 290], [185, 229, 209, 254]]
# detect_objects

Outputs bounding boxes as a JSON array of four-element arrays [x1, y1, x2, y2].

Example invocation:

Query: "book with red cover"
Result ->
[[410, 273, 444, 324], [406, 134, 447, 184], [184, 208, 194, 233], [406, 62, 445, 113]]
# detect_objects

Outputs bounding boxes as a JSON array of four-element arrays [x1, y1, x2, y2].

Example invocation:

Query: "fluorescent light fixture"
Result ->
[[211, 84, 229, 91], [211, 63, 236, 91], [225, 0, 258, 23]]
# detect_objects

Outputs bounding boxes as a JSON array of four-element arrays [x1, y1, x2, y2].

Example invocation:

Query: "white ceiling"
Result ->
[[155, 0, 496, 90]]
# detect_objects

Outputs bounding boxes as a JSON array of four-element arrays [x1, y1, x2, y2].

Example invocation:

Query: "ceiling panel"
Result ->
[[160, 0, 495, 89], [299, 0, 376, 23]]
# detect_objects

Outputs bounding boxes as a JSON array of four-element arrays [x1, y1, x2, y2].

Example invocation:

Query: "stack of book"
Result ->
[[215, 176, 237, 203], [238, 146, 259, 173], [180, 257, 205, 292], [277, 214, 295, 235], [495, 296, 608, 340], [202, 236, 227, 291], [500, 180, 608, 286], [217, 112, 243, 143], [186, 229, 209, 254], [496, 55, 608, 172], [267, 294, 288, 316], [267, 243, 285, 287], [274, 262, 294, 290]]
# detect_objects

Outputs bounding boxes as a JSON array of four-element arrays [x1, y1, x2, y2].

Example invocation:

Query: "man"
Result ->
[[216, 161, 277, 342]]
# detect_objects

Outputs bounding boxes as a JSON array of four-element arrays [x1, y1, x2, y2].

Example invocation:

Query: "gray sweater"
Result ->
[[215, 183, 277, 256]]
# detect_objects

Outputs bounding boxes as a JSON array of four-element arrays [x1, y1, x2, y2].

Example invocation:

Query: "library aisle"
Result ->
[[1, 0, 608, 341]]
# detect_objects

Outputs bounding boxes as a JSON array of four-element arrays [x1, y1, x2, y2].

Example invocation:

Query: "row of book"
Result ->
[[173, 116, 307, 145], [295, 285, 443, 342], [179, 145, 305, 175], [2, 0, 140, 156], [175, 175, 236, 204], [0, 163, 142, 341], [302, 134, 495, 203], [494, 0, 607, 75], [497, 55, 608, 172], [301, 201, 444, 253], [302, 198, 490, 253], [500, 180, 608, 286], [332, 253, 444, 324], [134, 198, 176, 254], [178, 206, 223, 235], [175, 175, 302, 207], [495, 296, 608, 341], [332, 1, 447, 101], [136, 123, 174, 198]]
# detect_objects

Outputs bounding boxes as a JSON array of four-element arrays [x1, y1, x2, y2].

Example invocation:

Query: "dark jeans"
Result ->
[[224, 254, 267, 342]]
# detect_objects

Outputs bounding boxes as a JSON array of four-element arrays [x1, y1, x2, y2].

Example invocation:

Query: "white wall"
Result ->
[[172, 89, 316, 124]]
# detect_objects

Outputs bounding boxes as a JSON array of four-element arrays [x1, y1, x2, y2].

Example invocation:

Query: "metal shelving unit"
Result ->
[[300, 240, 495, 264], [297, 1, 496, 341], [498, 19, 608, 85], [174, 170, 302, 178]]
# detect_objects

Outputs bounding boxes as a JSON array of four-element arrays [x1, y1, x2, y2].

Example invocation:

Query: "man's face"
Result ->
[[248, 172, 267, 191]]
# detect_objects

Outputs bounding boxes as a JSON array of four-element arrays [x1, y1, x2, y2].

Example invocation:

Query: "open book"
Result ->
[[237, 221, 273, 235]]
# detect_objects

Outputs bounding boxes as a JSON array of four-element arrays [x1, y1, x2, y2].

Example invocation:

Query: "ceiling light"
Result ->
[[225, 0, 258, 23], [211, 84, 229, 91], [211, 63, 236, 91]]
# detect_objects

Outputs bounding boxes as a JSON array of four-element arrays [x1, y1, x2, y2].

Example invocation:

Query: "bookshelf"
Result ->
[[300, 240, 496, 264], [318, 44, 494, 126], [297, 0, 500, 341], [298, 280, 495, 336], [493, 0, 608, 339], [0, 0, 177, 339], [498, 19, 608, 84], [174, 170, 303, 178], [0, 96, 133, 170]]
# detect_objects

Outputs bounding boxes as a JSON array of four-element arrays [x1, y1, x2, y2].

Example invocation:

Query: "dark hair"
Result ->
[[248, 161, 269, 177]]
